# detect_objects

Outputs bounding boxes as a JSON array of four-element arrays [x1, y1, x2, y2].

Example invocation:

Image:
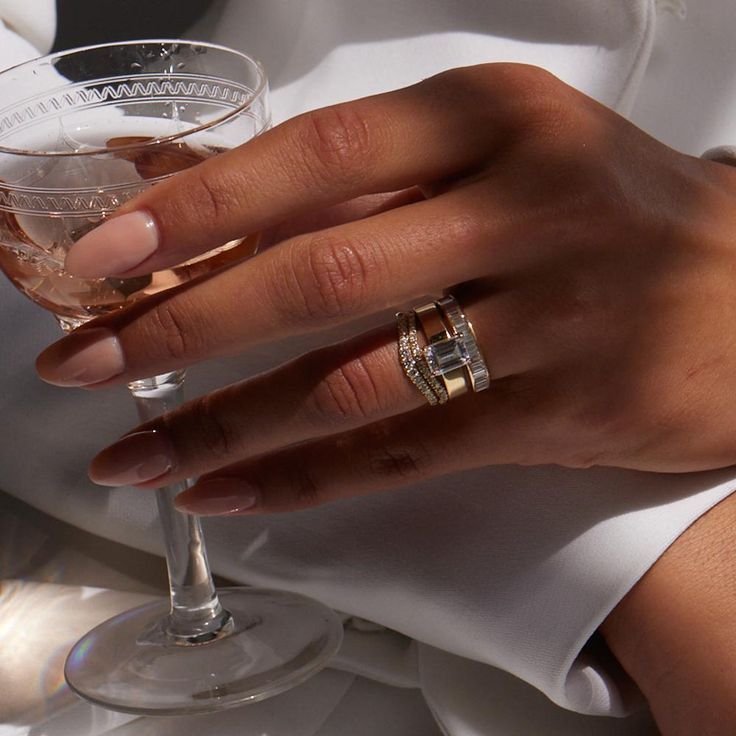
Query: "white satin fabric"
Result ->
[[0, 0, 54, 58], [2, 1, 736, 733]]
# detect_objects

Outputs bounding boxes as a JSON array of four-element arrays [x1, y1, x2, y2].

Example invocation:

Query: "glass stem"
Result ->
[[128, 369, 232, 644]]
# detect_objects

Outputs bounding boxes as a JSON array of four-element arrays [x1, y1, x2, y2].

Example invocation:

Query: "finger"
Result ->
[[36, 183, 537, 387], [86, 325, 421, 487], [171, 374, 542, 516], [62, 64, 543, 277], [258, 188, 426, 251], [84, 290, 534, 488]]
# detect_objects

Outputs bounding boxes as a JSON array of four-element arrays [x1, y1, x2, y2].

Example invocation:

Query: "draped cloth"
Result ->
[[1, 1, 735, 733]]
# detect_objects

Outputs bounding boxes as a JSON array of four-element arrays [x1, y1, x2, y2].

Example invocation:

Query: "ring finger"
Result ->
[[87, 295, 532, 489], [35, 180, 546, 389]]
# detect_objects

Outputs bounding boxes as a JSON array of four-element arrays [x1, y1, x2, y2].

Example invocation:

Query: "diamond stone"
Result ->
[[424, 337, 470, 376]]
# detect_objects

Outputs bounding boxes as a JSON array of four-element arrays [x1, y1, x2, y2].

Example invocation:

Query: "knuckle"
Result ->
[[368, 440, 432, 481], [191, 168, 224, 221], [309, 354, 384, 425], [423, 63, 579, 152], [173, 165, 242, 227], [297, 104, 375, 187], [497, 64, 565, 117], [293, 466, 322, 507], [251, 455, 323, 511], [441, 63, 561, 117], [145, 300, 199, 363], [279, 233, 375, 323], [493, 65, 585, 145], [186, 392, 240, 462], [455, 62, 557, 93], [499, 63, 560, 99]]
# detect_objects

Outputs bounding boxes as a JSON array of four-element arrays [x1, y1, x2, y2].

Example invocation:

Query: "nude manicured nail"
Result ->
[[175, 479, 259, 516], [65, 211, 159, 277], [36, 327, 124, 386], [90, 430, 175, 487]]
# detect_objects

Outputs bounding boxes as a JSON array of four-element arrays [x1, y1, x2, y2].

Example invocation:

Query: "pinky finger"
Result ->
[[173, 377, 535, 516]]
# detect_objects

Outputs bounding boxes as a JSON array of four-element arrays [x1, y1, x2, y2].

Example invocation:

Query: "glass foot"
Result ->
[[64, 587, 343, 715]]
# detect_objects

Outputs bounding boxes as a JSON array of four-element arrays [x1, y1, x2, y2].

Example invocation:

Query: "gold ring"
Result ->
[[414, 301, 469, 399], [396, 311, 448, 405], [397, 294, 490, 405]]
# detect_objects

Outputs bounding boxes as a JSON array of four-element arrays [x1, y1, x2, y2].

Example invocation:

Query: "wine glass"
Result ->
[[0, 40, 343, 716]]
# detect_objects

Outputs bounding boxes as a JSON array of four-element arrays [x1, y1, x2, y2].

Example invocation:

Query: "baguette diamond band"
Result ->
[[436, 295, 491, 392], [396, 294, 490, 405]]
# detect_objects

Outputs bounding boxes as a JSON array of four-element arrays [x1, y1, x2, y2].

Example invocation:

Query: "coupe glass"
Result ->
[[0, 41, 343, 715]]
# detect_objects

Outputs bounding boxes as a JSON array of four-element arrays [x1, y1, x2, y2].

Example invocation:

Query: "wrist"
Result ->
[[600, 491, 736, 735]]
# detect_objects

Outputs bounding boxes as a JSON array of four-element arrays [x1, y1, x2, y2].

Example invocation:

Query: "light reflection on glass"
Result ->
[[0, 493, 161, 729]]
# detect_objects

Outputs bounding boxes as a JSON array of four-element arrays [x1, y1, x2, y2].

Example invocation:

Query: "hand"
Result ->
[[35, 63, 736, 515]]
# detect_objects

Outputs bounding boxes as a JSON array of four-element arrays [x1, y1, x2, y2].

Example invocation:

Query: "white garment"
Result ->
[[1, 0, 735, 732], [0, 0, 54, 59]]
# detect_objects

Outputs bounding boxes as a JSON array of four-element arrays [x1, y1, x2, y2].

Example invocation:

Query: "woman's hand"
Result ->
[[35, 63, 736, 514]]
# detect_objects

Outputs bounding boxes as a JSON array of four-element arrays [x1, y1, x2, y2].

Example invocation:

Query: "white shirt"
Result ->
[[1, 1, 734, 733]]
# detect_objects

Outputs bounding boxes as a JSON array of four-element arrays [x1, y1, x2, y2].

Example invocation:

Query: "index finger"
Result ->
[[63, 63, 546, 278]]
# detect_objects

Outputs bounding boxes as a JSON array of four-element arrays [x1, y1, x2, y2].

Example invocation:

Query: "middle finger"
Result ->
[[36, 181, 540, 387]]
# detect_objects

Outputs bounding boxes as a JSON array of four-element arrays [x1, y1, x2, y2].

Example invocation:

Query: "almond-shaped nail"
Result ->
[[65, 210, 159, 277], [175, 479, 259, 516], [36, 327, 125, 386], [90, 430, 174, 487]]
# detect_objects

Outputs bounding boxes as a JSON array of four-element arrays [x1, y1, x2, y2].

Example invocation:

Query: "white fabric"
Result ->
[[0, 495, 655, 735], [629, 0, 736, 154], [2, 0, 736, 732], [0, 20, 45, 70], [0, 0, 55, 56], [203, 0, 655, 120]]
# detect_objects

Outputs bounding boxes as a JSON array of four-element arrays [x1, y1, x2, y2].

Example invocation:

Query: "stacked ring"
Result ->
[[396, 311, 448, 405], [414, 301, 469, 399], [436, 295, 491, 392], [396, 293, 490, 405]]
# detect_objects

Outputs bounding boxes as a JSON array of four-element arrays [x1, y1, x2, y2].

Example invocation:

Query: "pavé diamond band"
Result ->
[[396, 311, 448, 405]]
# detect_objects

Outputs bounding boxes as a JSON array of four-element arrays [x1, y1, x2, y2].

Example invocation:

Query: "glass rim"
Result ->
[[0, 38, 268, 158]]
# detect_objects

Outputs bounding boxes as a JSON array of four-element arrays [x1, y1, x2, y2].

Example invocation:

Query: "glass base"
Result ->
[[64, 587, 344, 716]]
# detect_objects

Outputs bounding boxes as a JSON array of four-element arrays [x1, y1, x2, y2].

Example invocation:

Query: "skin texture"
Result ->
[[600, 491, 736, 735], [37, 64, 736, 503], [33, 64, 736, 732]]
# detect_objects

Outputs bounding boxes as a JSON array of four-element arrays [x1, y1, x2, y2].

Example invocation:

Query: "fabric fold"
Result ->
[[0, 1, 55, 55]]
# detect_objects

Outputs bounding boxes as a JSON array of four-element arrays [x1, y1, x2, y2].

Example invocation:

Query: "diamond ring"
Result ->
[[396, 294, 490, 404]]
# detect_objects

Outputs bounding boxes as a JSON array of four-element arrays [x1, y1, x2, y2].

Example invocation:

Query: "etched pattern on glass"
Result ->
[[0, 76, 253, 137]]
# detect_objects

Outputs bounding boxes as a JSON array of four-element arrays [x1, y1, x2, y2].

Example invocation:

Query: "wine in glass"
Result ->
[[0, 40, 343, 715]]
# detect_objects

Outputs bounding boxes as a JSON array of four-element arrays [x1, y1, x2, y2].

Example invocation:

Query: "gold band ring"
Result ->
[[396, 294, 490, 405], [414, 302, 469, 399]]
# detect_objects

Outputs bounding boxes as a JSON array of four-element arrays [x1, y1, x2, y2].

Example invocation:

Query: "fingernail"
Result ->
[[65, 210, 159, 277], [175, 479, 259, 516], [90, 430, 175, 487], [36, 327, 125, 386]]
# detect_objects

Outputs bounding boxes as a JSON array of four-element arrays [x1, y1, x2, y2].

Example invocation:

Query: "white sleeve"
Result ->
[[0, 1, 55, 65], [1, 1, 733, 732]]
